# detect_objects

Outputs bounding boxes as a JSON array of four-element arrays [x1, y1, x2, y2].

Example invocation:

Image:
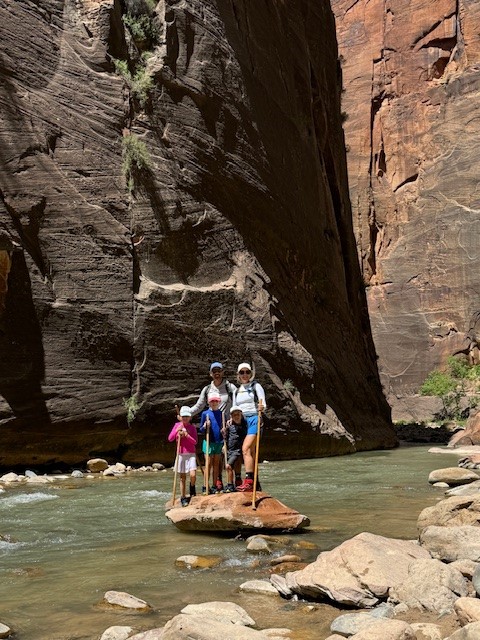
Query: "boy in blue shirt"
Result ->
[[199, 393, 224, 494]]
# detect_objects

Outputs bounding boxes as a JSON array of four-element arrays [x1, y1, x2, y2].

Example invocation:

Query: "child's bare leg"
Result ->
[[180, 473, 186, 497], [226, 464, 234, 484]]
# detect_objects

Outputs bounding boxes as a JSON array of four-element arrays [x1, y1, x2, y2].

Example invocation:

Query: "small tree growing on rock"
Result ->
[[420, 356, 480, 422]]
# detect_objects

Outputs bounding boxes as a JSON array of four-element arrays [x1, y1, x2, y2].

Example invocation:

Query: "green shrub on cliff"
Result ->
[[122, 133, 151, 192], [113, 58, 153, 108], [123, 394, 141, 425], [122, 0, 159, 48], [420, 356, 480, 421]]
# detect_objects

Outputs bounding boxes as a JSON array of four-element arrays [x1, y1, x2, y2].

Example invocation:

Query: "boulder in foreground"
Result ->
[[165, 493, 309, 532]]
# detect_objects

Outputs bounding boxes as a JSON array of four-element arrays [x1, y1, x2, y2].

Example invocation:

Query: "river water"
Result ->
[[0, 446, 448, 640]]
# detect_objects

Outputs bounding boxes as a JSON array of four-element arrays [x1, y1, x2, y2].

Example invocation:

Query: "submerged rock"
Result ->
[[175, 555, 222, 569], [100, 626, 134, 640], [101, 590, 152, 612], [180, 602, 255, 626], [165, 493, 309, 532]]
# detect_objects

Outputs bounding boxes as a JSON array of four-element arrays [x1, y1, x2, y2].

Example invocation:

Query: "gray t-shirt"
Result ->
[[189, 380, 237, 418]]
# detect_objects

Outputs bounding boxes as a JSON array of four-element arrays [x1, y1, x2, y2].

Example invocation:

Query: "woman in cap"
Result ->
[[233, 363, 266, 492]]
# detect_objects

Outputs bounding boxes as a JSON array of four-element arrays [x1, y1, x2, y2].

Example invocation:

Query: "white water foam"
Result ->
[[0, 492, 58, 508]]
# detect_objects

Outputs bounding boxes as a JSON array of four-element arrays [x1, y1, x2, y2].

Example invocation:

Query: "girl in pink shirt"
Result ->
[[168, 406, 198, 506]]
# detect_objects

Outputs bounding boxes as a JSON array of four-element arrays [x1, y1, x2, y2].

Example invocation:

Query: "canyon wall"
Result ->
[[333, 0, 480, 420], [0, 0, 395, 467]]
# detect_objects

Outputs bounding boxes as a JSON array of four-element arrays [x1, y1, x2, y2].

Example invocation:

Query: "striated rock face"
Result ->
[[0, 0, 395, 467], [332, 0, 480, 419]]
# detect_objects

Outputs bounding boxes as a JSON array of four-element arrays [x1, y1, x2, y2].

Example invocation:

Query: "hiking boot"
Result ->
[[224, 483, 235, 493], [235, 477, 243, 487], [210, 486, 217, 495], [201, 486, 208, 496], [180, 497, 189, 507], [215, 480, 224, 493], [190, 484, 196, 497], [235, 478, 254, 492]]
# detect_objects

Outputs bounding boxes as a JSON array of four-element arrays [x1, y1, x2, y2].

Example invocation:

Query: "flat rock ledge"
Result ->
[[165, 493, 310, 532]]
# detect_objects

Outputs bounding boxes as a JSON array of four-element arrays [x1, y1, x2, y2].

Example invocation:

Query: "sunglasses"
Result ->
[[239, 370, 250, 374]]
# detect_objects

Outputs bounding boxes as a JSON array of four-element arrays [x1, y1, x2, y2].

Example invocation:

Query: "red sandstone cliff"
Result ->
[[0, 0, 395, 467], [333, 0, 480, 419]]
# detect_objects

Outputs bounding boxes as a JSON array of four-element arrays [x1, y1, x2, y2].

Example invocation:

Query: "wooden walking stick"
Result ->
[[252, 399, 264, 510], [172, 405, 181, 507], [222, 411, 228, 480], [204, 414, 211, 495]]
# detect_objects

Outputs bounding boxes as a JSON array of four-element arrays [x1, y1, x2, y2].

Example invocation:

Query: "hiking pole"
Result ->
[[205, 415, 211, 495], [172, 405, 181, 507], [252, 400, 264, 510], [222, 411, 228, 485]]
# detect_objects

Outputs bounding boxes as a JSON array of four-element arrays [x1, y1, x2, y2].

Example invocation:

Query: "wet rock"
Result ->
[[0, 472, 23, 483], [330, 604, 394, 636], [239, 580, 280, 596], [87, 459, 109, 473], [445, 481, 480, 497], [175, 555, 222, 569], [181, 602, 255, 626], [25, 475, 51, 484], [261, 630, 291, 639], [71, 470, 84, 478], [100, 626, 134, 640], [389, 558, 469, 614], [419, 526, 480, 562], [349, 619, 415, 639], [102, 590, 152, 612], [153, 613, 280, 639], [458, 455, 480, 470], [269, 574, 293, 598], [0, 623, 11, 639], [410, 623, 443, 640], [270, 555, 302, 566], [446, 622, 480, 639], [325, 636, 346, 640], [246, 537, 273, 554], [417, 496, 480, 531], [269, 562, 308, 574], [165, 493, 309, 532], [285, 532, 430, 607], [25, 470, 37, 478], [428, 468, 479, 486], [152, 463, 165, 471], [454, 597, 480, 625], [432, 482, 450, 488]]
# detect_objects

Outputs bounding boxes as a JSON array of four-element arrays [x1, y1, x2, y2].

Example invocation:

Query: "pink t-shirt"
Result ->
[[167, 422, 197, 454]]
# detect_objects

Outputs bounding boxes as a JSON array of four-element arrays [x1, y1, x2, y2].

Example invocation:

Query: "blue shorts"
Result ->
[[245, 414, 261, 436]]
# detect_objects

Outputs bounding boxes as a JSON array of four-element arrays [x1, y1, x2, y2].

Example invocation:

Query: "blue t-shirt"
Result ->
[[199, 408, 223, 443]]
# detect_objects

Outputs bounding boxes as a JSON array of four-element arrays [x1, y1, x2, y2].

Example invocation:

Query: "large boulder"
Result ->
[[284, 532, 430, 607], [449, 413, 480, 447], [428, 468, 479, 486], [417, 496, 480, 532], [165, 493, 310, 532], [389, 558, 470, 614], [419, 525, 480, 562]]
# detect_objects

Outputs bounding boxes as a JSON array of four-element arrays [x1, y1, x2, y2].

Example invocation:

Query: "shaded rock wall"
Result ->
[[0, 0, 395, 467], [333, 0, 480, 420]]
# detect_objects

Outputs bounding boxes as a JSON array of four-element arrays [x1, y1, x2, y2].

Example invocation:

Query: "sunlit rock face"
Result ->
[[0, 0, 395, 467], [332, 0, 480, 419]]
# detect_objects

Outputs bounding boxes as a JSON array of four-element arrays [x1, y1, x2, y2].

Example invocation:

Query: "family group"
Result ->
[[167, 361, 266, 506]]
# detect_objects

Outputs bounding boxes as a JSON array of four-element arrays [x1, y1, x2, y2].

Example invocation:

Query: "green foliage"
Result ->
[[283, 379, 296, 394], [122, 134, 151, 192], [122, 12, 159, 46], [123, 395, 141, 425], [112, 56, 154, 108], [420, 356, 480, 421]]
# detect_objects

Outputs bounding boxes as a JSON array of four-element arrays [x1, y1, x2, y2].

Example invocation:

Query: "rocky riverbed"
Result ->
[[2, 452, 480, 639]]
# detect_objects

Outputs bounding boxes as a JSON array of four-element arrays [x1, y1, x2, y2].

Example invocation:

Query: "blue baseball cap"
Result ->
[[209, 362, 223, 371]]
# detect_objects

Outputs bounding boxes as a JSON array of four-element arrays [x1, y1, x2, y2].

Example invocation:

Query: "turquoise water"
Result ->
[[0, 446, 447, 639]]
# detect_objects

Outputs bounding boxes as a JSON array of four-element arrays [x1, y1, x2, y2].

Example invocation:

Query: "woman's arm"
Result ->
[[255, 383, 267, 411], [167, 423, 181, 442]]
